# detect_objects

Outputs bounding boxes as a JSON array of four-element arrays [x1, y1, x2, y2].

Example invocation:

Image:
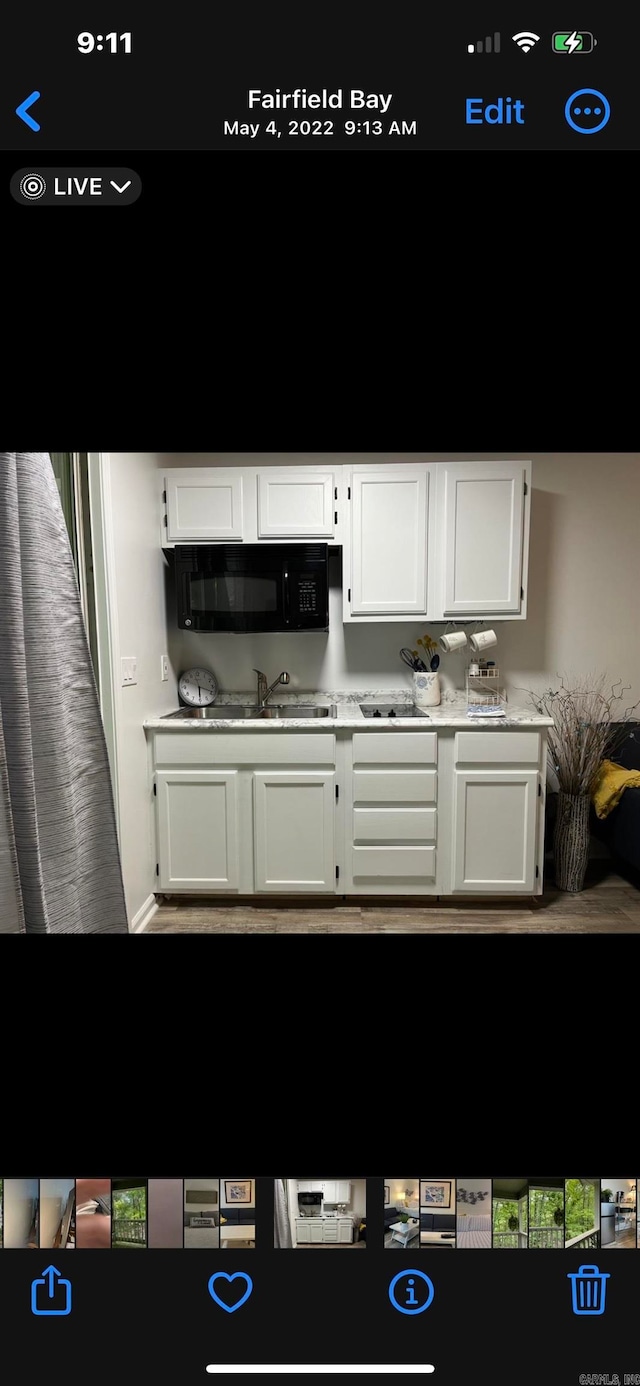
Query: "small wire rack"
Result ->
[[466, 665, 504, 706]]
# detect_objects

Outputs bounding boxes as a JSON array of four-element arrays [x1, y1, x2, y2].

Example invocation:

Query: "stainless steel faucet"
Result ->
[[253, 669, 290, 707]]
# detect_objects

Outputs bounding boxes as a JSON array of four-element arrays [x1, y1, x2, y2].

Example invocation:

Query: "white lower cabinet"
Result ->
[[253, 771, 336, 892], [151, 724, 546, 899], [156, 770, 239, 891], [154, 738, 336, 894], [347, 732, 438, 894], [452, 769, 538, 892], [338, 1220, 353, 1243]]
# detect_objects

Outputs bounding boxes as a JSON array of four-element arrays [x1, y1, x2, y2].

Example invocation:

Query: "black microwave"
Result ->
[[174, 544, 329, 633]]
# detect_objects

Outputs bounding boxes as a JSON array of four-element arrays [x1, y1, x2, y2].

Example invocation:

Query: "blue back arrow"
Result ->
[[16, 91, 41, 131]]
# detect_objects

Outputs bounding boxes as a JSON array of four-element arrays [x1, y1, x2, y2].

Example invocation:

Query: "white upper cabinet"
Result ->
[[257, 471, 335, 538], [165, 469, 244, 542], [440, 462, 527, 615], [348, 467, 429, 616]]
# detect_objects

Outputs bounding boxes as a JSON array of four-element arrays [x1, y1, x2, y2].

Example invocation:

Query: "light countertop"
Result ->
[[144, 691, 553, 731]]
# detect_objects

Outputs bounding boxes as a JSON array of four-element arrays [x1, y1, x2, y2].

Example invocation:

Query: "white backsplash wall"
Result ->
[[162, 453, 640, 709]]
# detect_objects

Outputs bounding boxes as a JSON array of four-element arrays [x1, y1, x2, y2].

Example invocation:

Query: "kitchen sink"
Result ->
[[163, 704, 335, 720], [259, 705, 334, 719]]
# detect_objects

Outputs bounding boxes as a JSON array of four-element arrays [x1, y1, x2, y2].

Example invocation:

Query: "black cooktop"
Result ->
[[359, 703, 431, 719]]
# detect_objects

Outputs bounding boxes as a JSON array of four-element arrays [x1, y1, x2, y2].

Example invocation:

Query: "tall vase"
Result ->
[[554, 791, 590, 892]]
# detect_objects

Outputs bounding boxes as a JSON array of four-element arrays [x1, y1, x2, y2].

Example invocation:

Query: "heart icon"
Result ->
[[208, 1271, 253, 1313]]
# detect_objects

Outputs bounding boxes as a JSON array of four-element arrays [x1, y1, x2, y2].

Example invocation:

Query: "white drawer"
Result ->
[[352, 769, 437, 803], [353, 807, 437, 843], [154, 732, 336, 766], [454, 731, 540, 765], [352, 732, 437, 765], [351, 845, 436, 880]]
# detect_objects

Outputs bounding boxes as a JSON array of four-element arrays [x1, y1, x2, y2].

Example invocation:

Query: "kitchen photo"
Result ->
[[274, 1178, 366, 1247], [600, 1179, 636, 1248], [2, 453, 640, 935]]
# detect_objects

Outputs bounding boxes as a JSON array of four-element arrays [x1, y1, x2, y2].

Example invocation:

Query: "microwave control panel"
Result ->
[[297, 579, 318, 613]]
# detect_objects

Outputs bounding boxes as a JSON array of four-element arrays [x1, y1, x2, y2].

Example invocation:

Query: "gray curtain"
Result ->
[[0, 452, 128, 933], [274, 1179, 293, 1247]]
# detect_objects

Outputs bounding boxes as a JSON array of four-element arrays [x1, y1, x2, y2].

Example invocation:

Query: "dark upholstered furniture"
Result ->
[[589, 723, 640, 882], [220, 1206, 255, 1225], [384, 1207, 415, 1231], [421, 1213, 456, 1232]]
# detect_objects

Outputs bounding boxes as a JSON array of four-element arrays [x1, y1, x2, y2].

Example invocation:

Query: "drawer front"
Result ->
[[352, 769, 437, 803], [154, 732, 336, 766], [454, 731, 540, 765], [352, 732, 437, 765], [353, 807, 437, 843], [351, 845, 436, 880]]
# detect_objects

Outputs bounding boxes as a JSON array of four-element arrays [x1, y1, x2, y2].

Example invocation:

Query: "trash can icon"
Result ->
[[567, 1264, 610, 1315]]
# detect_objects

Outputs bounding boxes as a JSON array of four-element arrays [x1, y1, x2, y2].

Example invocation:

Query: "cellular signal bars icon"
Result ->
[[468, 32, 501, 53]]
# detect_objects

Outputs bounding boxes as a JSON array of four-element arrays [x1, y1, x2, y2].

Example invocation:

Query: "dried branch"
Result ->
[[514, 672, 640, 795]]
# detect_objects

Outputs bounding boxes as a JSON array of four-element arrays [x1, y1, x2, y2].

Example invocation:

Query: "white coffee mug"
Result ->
[[414, 671, 441, 707], [439, 630, 468, 653], [470, 629, 497, 652]]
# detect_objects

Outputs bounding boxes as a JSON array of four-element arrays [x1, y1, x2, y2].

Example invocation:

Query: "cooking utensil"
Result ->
[[430, 654, 440, 671], [399, 648, 426, 672]]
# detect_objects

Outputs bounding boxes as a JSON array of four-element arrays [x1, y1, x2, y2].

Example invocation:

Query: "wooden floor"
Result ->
[[146, 862, 640, 933]]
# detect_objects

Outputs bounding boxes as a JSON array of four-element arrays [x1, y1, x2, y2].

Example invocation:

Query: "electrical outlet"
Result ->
[[161, 655, 169, 682], [121, 656, 137, 686]]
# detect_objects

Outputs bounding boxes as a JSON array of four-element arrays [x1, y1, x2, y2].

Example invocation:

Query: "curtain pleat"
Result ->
[[0, 452, 128, 933]]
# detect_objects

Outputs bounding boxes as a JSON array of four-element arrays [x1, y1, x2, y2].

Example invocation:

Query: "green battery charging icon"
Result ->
[[552, 31, 597, 53]]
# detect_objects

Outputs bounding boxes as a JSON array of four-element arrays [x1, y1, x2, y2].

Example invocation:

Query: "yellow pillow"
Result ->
[[220, 1216, 227, 1224], [591, 759, 640, 818]]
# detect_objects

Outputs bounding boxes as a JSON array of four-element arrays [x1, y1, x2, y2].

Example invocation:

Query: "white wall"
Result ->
[[104, 454, 177, 927], [40, 1177, 75, 1247], [456, 1178, 491, 1220], [349, 1179, 367, 1217], [159, 454, 640, 709]]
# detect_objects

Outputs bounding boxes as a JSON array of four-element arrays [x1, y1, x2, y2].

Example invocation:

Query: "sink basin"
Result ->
[[259, 705, 334, 719], [163, 706, 258, 720], [162, 704, 334, 721]]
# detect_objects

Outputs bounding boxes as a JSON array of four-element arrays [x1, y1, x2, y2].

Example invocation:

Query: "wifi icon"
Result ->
[[512, 31, 541, 51]]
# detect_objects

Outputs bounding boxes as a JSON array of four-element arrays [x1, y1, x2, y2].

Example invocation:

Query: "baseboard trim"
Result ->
[[130, 894, 159, 933]]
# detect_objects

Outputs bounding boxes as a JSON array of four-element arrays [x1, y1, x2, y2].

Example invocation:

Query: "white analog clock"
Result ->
[[178, 668, 218, 707]]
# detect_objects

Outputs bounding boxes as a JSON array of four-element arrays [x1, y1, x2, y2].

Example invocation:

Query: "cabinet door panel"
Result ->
[[453, 769, 537, 891], [253, 771, 335, 891], [442, 462, 525, 614], [258, 472, 334, 537], [351, 469, 428, 614], [156, 770, 239, 890], [165, 469, 244, 542]]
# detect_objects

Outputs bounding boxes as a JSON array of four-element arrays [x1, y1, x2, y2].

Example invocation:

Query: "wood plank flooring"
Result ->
[[146, 862, 640, 933]]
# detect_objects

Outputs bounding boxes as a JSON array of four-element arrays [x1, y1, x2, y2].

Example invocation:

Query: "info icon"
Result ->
[[388, 1269, 435, 1315]]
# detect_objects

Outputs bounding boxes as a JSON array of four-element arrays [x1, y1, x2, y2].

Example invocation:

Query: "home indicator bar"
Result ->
[[205, 1369, 436, 1376]]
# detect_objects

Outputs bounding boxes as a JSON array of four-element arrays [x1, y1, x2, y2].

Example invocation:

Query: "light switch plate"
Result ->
[[161, 655, 169, 682], [121, 656, 137, 686]]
